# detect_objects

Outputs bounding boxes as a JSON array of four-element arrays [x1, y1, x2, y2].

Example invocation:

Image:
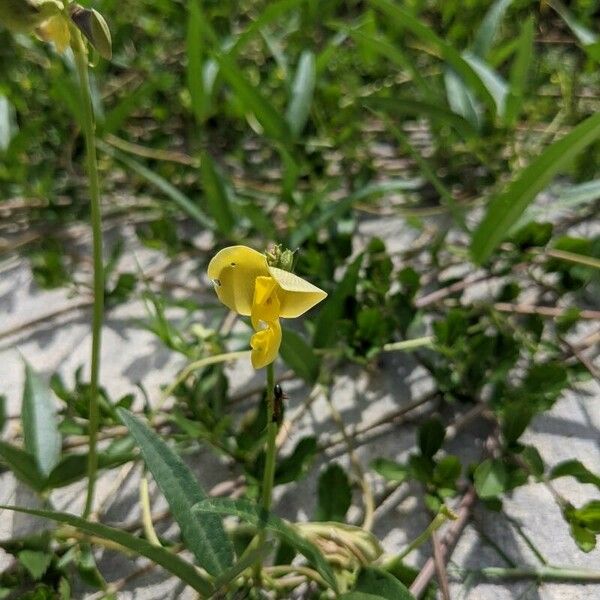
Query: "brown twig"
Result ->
[[493, 302, 600, 321], [432, 531, 451, 600]]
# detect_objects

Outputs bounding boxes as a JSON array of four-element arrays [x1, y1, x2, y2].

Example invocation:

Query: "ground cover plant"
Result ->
[[0, 0, 599, 598]]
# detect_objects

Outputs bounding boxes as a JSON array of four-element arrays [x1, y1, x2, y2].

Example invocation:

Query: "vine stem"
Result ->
[[71, 25, 105, 520]]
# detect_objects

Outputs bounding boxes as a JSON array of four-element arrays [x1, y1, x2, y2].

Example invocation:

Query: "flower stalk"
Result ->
[[71, 24, 105, 520]]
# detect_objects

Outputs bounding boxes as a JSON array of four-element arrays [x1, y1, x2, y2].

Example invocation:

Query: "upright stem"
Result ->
[[72, 29, 104, 520], [255, 363, 277, 579]]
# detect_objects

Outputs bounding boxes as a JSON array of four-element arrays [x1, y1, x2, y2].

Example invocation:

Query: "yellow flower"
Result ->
[[207, 245, 327, 369]]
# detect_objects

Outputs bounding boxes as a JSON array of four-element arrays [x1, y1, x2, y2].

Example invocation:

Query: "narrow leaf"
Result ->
[[471, 111, 600, 263], [200, 152, 235, 236], [280, 328, 320, 384], [0, 505, 213, 596], [551, 460, 600, 491], [21, 362, 61, 477], [285, 50, 316, 138], [117, 409, 234, 577], [0, 440, 45, 492], [505, 16, 534, 126], [187, 0, 210, 122], [215, 53, 290, 142], [472, 0, 513, 58], [192, 498, 339, 592], [99, 142, 213, 229]]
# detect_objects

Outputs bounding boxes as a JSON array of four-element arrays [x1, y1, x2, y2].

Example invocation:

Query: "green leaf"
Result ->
[[215, 52, 290, 142], [505, 16, 534, 126], [0, 395, 6, 433], [21, 362, 61, 478], [364, 97, 477, 140], [0, 95, 17, 152], [280, 328, 320, 384], [316, 463, 352, 522], [313, 253, 363, 348], [354, 567, 415, 599], [192, 497, 338, 592], [0, 441, 44, 491], [501, 403, 534, 445], [0, 505, 213, 595], [471, 111, 600, 263], [551, 460, 600, 491], [117, 409, 234, 577], [44, 448, 136, 490], [444, 67, 481, 129], [200, 152, 235, 236], [418, 418, 445, 459], [473, 459, 508, 499], [339, 594, 385, 600], [285, 50, 316, 138], [548, 0, 600, 61], [187, 0, 210, 122], [99, 142, 213, 229], [472, 0, 513, 58], [369, 0, 496, 115], [212, 541, 275, 593], [463, 52, 508, 117], [275, 437, 318, 485], [17, 550, 53, 581], [371, 458, 410, 483]]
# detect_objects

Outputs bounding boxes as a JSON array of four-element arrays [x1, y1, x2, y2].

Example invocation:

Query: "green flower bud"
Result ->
[[70, 4, 112, 60], [265, 244, 296, 272]]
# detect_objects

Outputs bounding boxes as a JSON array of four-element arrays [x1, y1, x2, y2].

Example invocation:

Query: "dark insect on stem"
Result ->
[[273, 384, 286, 427]]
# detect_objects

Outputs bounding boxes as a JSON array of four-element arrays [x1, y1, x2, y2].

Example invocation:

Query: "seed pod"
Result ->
[[70, 4, 112, 60]]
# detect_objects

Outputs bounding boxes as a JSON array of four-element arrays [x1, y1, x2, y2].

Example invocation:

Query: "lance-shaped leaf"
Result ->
[[117, 409, 234, 577]]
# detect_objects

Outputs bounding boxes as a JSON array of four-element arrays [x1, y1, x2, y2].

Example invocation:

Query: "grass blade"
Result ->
[[472, 0, 513, 58], [285, 50, 316, 138], [0, 505, 214, 596], [471, 111, 600, 263], [192, 498, 338, 592], [117, 409, 234, 577], [187, 0, 210, 122], [99, 142, 213, 229], [369, 0, 497, 116], [21, 361, 61, 478], [463, 52, 508, 117], [505, 16, 535, 126], [215, 52, 290, 142], [200, 152, 235, 236]]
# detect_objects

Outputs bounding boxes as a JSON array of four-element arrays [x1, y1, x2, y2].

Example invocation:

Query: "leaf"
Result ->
[[371, 458, 410, 483], [21, 362, 61, 478], [550, 460, 600, 491], [280, 327, 320, 384], [44, 448, 136, 490], [285, 50, 316, 138], [187, 0, 210, 122], [0, 395, 6, 433], [215, 52, 290, 142], [473, 459, 508, 499], [444, 67, 481, 129], [117, 409, 234, 577], [369, 0, 496, 115], [0, 505, 213, 596], [200, 152, 235, 236], [0, 95, 17, 152], [418, 418, 445, 459], [364, 97, 477, 140], [354, 567, 415, 600], [192, 498, 338, 592], [275, 437, 318, 485], [0, 441, 44, 492], [471, 111, 600, 263], [99, 142, 213, 229], [18, 550, 53, 581], [212, 541, 275, 593], [504, 16, 534, 126], [313, 253, 363, 349], [472, 0, 513, 58], [548, 0, 600, 61], [463, 52, 508, 117], [316, 463, 352, 522]]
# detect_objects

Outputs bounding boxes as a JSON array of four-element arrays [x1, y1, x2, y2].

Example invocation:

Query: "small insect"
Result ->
[[272, 383, 287, 427]]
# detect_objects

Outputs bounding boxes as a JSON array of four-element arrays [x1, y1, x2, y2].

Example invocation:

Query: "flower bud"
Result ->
[[70, 4, 112, 60]]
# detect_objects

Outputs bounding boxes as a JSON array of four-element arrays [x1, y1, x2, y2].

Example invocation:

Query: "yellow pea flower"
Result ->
[[207, 245, 327, 369]]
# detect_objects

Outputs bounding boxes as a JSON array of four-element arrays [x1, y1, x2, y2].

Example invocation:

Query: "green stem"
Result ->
[[475, 566, 600, 583], [72, 29, 104, 520], [255, 363, 277, 580]]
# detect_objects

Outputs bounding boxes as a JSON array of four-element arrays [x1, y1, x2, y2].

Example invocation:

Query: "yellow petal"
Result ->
[[207, 246, 269, 316], [251, 276, 280, 330], [36, 15, 70, 53], [250, 319, 281, 369], [268, 267, 327, 318]]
